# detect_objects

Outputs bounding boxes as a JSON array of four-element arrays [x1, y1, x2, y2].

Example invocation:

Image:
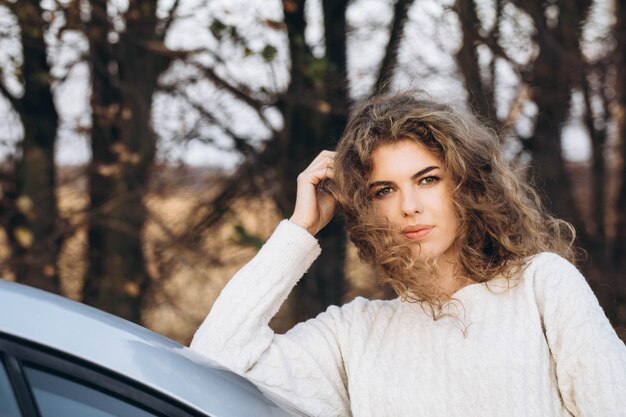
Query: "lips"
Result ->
[[401, 225, 434, 241]]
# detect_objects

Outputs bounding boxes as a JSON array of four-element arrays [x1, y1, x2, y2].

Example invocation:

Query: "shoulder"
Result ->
[[522, 252, 597, 309], [525, 251, 578, 271], [522, 251, 583, 286]]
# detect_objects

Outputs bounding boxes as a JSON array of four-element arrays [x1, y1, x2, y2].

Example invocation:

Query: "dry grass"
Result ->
[[12, 175, 381, 345], [141, 191, 285, 343], [140, 189, 385, 344]]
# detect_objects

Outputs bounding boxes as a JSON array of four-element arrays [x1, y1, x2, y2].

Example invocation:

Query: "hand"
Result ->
[[289, 150, 337, 235]]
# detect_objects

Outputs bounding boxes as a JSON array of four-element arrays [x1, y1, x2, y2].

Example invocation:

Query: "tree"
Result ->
[[0, 0, 60, 293], [454, 0, 626, 332], [80, 0, 180, 323], [608, 0, 626, 324]]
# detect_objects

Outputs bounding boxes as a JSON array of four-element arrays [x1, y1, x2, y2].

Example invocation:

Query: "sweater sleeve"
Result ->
[[190, 220, 352, 417], [531, 253, 626, 417]]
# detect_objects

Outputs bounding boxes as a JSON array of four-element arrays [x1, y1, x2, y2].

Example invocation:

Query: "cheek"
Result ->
[[432, 191, 458, 224], [442, 202, 460, 236], [371, 202, 386, 218], [372, 200, 399, 223]]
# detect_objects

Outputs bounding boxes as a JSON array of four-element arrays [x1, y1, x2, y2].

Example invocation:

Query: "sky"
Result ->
[[0, 0, 612, 168]]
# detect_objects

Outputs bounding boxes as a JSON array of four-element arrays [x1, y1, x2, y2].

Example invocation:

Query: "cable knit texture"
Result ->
[[191, 220, 626, 417]]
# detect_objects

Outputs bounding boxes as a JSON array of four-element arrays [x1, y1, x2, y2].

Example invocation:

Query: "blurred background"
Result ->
[[0, 0, 624, 343]]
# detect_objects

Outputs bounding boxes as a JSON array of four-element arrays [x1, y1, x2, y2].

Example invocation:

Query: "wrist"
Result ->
[[288, 216, 316, 235]]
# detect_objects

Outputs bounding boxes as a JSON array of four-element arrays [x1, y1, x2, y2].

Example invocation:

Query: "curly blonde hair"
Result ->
[[332, 92, 576, 306]]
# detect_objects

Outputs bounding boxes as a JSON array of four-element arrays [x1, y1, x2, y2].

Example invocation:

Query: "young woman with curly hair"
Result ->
[[191, 92, 626, 417]]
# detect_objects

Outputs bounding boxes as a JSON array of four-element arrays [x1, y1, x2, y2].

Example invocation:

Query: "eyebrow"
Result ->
[[367, 166, 440, 190]]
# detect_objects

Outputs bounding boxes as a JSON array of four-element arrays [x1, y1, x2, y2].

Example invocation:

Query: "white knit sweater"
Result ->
[[191, 220, 626, 417]]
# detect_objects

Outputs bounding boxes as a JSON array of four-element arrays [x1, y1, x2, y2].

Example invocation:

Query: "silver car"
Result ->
[[0, 279, 311, 417]]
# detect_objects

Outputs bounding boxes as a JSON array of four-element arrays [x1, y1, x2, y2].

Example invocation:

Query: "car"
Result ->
[[0, 279, 312, 417]]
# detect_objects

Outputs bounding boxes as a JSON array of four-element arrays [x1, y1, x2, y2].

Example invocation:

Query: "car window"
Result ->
[[24, 366, 159, 417], [0, 359, 22, 417]]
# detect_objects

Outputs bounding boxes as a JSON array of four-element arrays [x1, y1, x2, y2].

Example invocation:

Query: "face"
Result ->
[[368, 140, 460, 264]]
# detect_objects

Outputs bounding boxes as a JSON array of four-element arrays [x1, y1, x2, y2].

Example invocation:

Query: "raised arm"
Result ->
[[191, 151, 353, 416], [191, 220, 352, 416]]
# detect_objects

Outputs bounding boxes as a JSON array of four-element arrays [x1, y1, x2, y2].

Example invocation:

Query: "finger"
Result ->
[[315, 150, 336, 159], [297, 166, 335, 186], [303, 156, 335, 176], [305, 151, 336, 170]]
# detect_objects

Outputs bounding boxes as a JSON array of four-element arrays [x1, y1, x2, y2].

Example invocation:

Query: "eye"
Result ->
[[419, 175, 440, 185], [373, 186, 394, 198]]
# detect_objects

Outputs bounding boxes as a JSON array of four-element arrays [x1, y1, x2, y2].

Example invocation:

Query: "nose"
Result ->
[[400, 187, 423, 217]]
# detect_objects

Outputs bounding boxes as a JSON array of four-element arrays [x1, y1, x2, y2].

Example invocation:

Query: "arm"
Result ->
[[190, 220, 320, 371], [191, 148, 337, 365], [190, 220, 352, 416], [532, 253, 626, 417], [193, 151, 350, 416]]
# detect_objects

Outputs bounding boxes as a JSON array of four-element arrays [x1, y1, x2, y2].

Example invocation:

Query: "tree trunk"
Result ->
[[612, 0, 626, 266], [5, 1, 60, 293], [581, 71, 607, 248], [455, 0, 497, 124], [608, 0, 626, 328], [82, 0, 171, 323], [518, 0, 590, 239], [271, 0, 350, 328], [374, 0, 414, 94]]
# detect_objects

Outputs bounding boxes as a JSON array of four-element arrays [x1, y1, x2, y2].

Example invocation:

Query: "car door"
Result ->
[[0, 335, 208, 417]]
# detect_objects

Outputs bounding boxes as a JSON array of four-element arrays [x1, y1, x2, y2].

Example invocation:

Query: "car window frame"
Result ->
[[1, 351, 34, 417], [0, 333, 210, 417]]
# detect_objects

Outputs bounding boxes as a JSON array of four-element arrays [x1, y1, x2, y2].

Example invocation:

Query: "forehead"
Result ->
[[370, 140, 441, 178]]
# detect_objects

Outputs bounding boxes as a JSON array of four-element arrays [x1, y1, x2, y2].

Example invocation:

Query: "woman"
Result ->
[[191, 92, 626, 417]]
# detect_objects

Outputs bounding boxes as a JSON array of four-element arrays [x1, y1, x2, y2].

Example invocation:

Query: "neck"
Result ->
[[435, 255, 468, 297]]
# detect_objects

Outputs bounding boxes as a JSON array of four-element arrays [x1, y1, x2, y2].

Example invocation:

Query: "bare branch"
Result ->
[[0, 79, 21, 113], [159, 0, 182, 37], [373, 0, 415, 94], [581, 66, 608, 240], [168, 60, 278, 135], [170, 115, 283, 232], [0, 5, 22, 113], [185, 60, 268, 111], [479, 33, 524, 75], [174, 89, 258, 157], [52, 52, 90, 85], [500, 83, 530, 139], [187, 154, 274, 231]]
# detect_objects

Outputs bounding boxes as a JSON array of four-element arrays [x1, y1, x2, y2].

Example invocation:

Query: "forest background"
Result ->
[[0, 0, 625, 343]]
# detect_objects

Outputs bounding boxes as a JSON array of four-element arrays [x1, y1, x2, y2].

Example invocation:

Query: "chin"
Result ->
[[410, 247, 439, 261]]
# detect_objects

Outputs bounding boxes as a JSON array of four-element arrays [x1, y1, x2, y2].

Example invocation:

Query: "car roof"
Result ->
[[0, 279, 308, 417]]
